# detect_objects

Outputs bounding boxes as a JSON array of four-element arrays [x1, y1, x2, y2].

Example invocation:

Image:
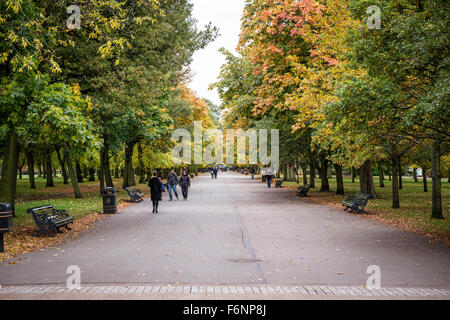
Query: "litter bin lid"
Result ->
[[0, 203, 12, 211], [102, 187, 116, 194]]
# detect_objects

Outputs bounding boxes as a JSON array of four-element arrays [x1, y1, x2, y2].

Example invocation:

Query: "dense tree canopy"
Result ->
[[214, 0, 449, 218], [0, 0, 218, 210]]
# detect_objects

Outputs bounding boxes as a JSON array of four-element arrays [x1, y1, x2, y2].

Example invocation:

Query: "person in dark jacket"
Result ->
[[266, 168, 274, 188], [167, 169, 179, 201], [148, 171, 162, 213], [179, 170, 191, 200], [213, 166, 218, 179]]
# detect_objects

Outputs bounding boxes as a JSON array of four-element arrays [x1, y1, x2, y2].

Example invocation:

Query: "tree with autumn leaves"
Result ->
[[0, 1, 218, 214], [215, 0, 448, 219]]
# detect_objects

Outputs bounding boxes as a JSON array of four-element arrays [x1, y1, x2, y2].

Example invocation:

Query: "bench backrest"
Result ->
[[126, 187, 136, 194], [298, 185, 310, 192], [354, 193, 370, 205], [27, 205, 55, 224]]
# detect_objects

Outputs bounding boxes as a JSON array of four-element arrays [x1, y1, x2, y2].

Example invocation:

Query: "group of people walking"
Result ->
[[148, 169, 191, 213], [210, 166, 219, 179]]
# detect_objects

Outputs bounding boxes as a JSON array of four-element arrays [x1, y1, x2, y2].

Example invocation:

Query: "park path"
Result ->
[[0, 172, 449, 298]]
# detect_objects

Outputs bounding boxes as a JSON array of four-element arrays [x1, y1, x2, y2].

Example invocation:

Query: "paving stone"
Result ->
[[251, 286, 261, 294], [159, 286, 169, 294], [0, 284, 448, 297], [259, 286, 269, 294], [236, 286, 245, 294]]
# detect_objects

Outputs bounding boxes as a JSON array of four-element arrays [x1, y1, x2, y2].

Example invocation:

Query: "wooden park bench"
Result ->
[[275, 180, 284, 188], [125, 187, 144, 203], [342, 192, 371, 214], [297, 185, 311, 197], [27, 205, 73, 236]]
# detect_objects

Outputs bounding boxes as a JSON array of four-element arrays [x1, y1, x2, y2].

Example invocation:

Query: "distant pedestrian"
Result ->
[[179, 170, 191, 200], [213, 166, 218, 179], [148, 171, 162, 213], [251, 168, 256, 180], [210, 167, 214, 179], [266, 169, 274, 188], [167, 169, 179, 201]]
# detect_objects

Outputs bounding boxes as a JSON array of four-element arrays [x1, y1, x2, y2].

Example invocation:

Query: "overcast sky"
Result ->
[[188, 0, 245, 106]]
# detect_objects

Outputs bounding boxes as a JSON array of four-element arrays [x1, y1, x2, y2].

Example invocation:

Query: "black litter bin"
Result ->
[[0, 203, 13, 252], [102, 187, 117, 214]]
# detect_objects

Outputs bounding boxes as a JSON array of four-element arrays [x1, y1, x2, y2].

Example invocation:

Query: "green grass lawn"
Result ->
[[281, 176, 450, 243]]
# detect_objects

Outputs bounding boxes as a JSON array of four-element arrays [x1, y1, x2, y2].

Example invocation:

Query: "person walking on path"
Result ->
[[179, 170, 191, 200], [213, 166, 218, 179], [266, 169, 274, 188], [167, 169, 179, 201], [251, 168, 256, 180], [210, 167, 214, 179], [148, 171, 162, 213]]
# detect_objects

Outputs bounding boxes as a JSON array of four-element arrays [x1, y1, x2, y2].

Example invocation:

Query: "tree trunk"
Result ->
[[88, 168, 96, 181], [289, 164, 296, 182], [99, 143, 114, 194], [351, 167, 356, 183], [123, 142, 136, 188], [318, 155, 330, 192], [391, 147, 400, 209], [56, 148, 69, 185], [138, 143, 146, 184], [104, 150, 113, 188], [301, 165, 308, 186], [0, 131, 20, 216], [413, 168, 418, 182], [99, 152, 105, 195], [75, 161, 83, 183], [37, 160, 42, 177], [359, 160, 376, 198], [423, 167, 428, 192], [398, 160, 403, 190], [309, 156, 315, 188], [1, 142, 9, 190], [378, 164, 385, 188], [63, 143, 83, 199], [26, 151, 36, 189], [282, 164, 287, 180], [42, 152, 46, 179], [114, 167, 120, 179], [335, 164, 344, 195], [431, 141, 443, 219], [18, 162, 23, 179], [45, 149, 54, 187], [82, 165, 88, 179]]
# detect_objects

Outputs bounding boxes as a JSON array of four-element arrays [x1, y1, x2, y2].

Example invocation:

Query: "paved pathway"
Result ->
[[1, 172, 449, 299]]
